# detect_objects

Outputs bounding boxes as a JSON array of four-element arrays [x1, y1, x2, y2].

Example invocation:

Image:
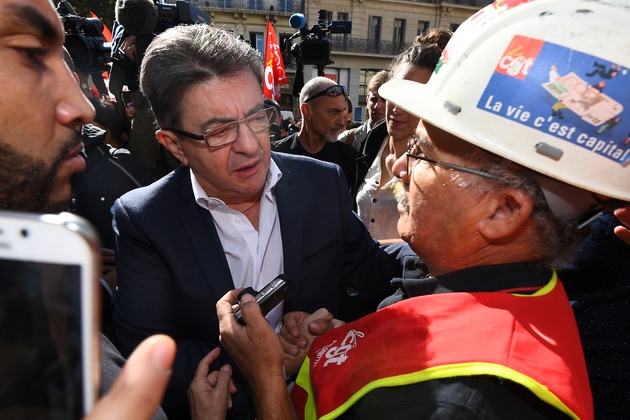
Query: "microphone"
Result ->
[[115, 0, 158, 36], [289, 14, 307, 30]]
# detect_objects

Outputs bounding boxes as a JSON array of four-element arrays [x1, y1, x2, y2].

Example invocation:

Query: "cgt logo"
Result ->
[[322, 329, 365, 367], [495, 35, 545, 80]]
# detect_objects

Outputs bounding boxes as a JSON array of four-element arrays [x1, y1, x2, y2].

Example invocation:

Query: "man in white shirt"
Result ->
[[112, 24, 406, 420]]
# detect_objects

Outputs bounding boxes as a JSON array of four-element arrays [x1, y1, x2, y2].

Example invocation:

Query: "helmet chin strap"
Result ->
[[494, 157, 604, 229], [529, 172, 604, 229]]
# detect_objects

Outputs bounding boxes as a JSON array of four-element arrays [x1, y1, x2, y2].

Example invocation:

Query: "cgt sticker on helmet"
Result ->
[[478, 35, 630, 165], [440, 0, 533, 71]]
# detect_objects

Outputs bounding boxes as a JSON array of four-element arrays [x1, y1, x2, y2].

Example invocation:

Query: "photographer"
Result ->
[[110, 0, 180, 178], [58, 0, 111, 98]]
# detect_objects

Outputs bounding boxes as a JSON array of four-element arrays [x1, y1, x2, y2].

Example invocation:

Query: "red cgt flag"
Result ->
[[263, 20, 287, 101]]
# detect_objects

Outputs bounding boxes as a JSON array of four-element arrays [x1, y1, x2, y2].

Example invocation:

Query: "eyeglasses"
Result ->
[[167, 108, 273, 148], [406, 135, 503, 181], [303, 85, 346, 103]]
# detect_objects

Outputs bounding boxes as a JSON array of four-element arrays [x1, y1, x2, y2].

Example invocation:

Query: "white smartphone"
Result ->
[[0, 210, 101, 418]]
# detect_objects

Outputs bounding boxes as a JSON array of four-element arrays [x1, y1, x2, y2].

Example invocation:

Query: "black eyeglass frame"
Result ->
[[166, 108, 274, 148], [303, 85, 346, 103], [405, 135, 503, 181]]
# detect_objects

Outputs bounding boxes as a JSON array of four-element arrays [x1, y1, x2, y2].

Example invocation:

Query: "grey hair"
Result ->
[[457, 150, 588, 270], [140, 25, 263, 130], [299, 76, 337, 106]]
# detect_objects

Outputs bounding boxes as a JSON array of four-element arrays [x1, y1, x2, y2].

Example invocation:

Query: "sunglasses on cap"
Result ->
[[304, 85, 346, 103]]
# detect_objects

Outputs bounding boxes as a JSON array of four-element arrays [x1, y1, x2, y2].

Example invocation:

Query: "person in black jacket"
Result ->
[[70, 124, 155, 344]]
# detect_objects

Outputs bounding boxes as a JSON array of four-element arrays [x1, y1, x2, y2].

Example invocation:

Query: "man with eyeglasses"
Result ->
[[111, 25, 406, 420], [271, 76, 358, 192]]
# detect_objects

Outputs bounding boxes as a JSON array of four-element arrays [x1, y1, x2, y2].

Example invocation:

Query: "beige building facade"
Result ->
[[181, 0, 492, 120]]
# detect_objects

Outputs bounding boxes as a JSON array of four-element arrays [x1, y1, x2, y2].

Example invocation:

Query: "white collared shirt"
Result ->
[[191, 160, 285, 329], [356, 139, 401, 241]]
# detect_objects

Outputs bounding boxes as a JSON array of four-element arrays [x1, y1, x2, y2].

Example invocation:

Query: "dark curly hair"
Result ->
[[389, 28, 453, 74]]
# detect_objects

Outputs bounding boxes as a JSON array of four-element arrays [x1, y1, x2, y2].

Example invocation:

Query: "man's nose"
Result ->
[[392, 152, 409, 182], [232, 120, 262, 153]]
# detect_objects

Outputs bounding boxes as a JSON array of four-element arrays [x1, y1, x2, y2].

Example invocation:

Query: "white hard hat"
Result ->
[[380, 0, 630, 210]]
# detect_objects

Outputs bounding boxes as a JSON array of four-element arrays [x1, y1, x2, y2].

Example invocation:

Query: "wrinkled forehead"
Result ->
[[418, 120, 480, 159], [313, 93, 347, 110]]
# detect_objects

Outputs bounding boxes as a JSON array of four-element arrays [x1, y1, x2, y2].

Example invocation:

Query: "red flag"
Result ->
[[90, 11, 113, 98], [90, 11, 112, 42], [263, 20, 287, 101]]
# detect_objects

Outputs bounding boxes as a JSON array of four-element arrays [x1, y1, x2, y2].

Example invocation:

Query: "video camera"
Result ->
[[124, 1, 212, 68], [287, 10, 351, 68], [57, 1, 111, 75], [154, 1, 212, 33]]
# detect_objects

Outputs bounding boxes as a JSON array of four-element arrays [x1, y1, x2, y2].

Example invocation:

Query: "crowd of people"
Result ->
[[3, 0, 630, 419]]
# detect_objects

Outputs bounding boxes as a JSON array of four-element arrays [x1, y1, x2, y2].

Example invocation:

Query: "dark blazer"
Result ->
[[112, 152, 406, 419], [271, 133, 358, 193]]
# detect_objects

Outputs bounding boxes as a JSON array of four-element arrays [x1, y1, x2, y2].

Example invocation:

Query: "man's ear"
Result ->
[[300, 103, 311, 122], [478, 187, 534, 240], [156, 130, 189, 166]]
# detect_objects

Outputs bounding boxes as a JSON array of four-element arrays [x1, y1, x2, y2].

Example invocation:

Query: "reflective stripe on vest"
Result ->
[[291, 273, 593, 420]]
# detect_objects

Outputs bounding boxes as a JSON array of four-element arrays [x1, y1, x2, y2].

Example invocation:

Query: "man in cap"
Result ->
[[271, 76, 358, 191]]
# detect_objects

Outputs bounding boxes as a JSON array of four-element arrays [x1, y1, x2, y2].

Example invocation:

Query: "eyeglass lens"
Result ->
[[305, 85, 345, 102], [205, 109, 272, 147]]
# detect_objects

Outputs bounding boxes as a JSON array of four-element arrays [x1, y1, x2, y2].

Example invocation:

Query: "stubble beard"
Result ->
[[0, 131, 82, 213], [324, 129, 341, 143], [393, 179, 410, 215]]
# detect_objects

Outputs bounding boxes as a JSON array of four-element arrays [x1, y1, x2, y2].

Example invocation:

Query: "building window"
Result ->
[[393, 19, 405, 53], [278, 0, 293, 12], [250, 32, 264, 55], [336, 13, 350, 51], [248, 0, 263, 10], [368, 16, 381, 53], [417, 20, 429, 36], [359, 69, 385, 97]]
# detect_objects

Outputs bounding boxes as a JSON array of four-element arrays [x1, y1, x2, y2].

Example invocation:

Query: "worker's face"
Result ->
[[392, 121, 484, 261]]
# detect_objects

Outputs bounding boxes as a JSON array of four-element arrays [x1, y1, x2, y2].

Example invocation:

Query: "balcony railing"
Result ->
[[444, 0, 494, 6], [169, 0, 491, 14], [185, 0, 303, 13], [330, 35, 412, 55]]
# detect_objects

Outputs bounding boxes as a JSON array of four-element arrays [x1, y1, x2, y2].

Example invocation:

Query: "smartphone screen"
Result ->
[[0, 211, 100, 419], [0, 259, 84, 418]]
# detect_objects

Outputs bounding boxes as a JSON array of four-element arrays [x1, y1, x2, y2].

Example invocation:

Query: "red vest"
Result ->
[[291, 274, 593, 420]]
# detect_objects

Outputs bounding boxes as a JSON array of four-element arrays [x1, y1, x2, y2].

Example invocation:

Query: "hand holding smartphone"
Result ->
[[234, 275, 292, 325], [0, 211, 100, 418]]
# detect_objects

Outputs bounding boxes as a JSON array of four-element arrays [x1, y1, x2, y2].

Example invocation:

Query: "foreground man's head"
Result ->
[[0, 0, 94, 212]]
